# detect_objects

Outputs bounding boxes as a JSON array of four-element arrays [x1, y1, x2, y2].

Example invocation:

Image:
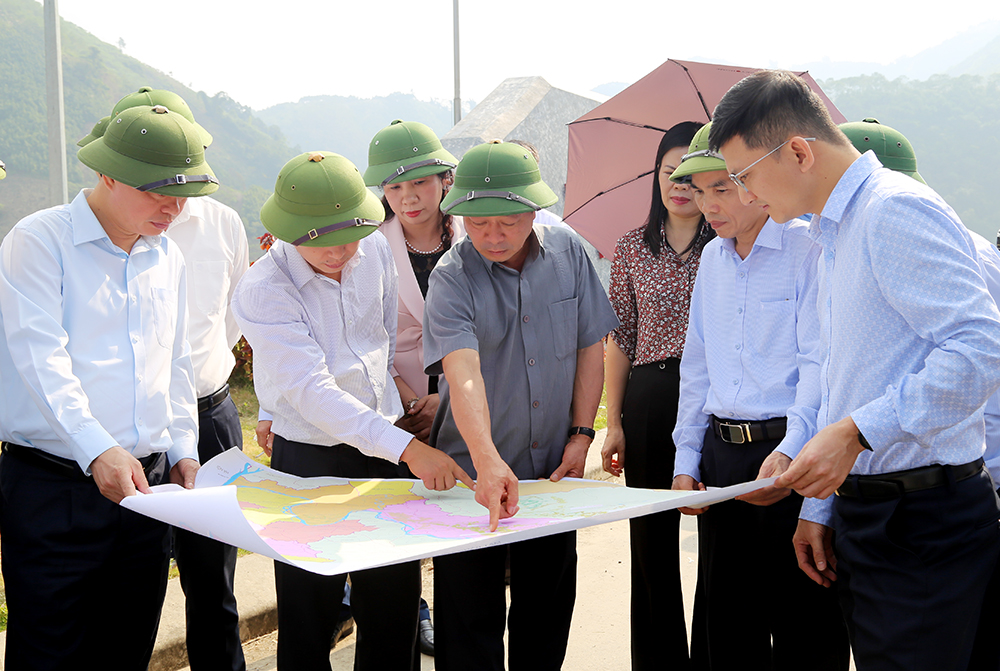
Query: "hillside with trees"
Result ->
[[0, 0, 295, 250], [822, 73, 1000, 242]]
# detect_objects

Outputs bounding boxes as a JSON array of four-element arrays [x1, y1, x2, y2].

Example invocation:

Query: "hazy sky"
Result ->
[[51, 0, 1000, 110]]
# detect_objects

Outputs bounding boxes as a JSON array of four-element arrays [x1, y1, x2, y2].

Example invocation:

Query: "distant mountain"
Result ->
[[255, 93, 458, 171], [0, 0, 295, 251], [949, 33, 1000, 76], [788, 20, 1000, 80], [591, 82, 628, 97], [821, 72, 1000, 242]]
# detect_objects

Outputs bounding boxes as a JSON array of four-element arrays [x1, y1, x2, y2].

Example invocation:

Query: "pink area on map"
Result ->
[[261, 519, 375, 543], [266, 538, 320, 559], [380, 499, 555, 538]]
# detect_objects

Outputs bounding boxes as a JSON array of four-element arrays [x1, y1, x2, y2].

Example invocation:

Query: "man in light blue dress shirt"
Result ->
[[668, 122, 848, 671], [710, 70, 1000, 671], [841, 116, 1000, 671], [0, 105, 209, 670]]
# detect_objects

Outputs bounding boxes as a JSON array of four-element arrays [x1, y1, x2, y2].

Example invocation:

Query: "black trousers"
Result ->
[[0, 449, 171, 671], [173, 394, 246, 671], [833, 467, 1000, 671], [434, 531, 577, 671], [269, 434, 420, 671], [698, 428, 849, 671], [622, 360, 704, 670], [967, 485, 1000, 671]]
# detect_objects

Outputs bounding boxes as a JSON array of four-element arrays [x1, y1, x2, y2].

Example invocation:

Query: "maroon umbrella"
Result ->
[[563, 59, 846, 258]]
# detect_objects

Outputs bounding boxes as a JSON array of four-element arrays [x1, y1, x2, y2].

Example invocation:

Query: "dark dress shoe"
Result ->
[[418, 618, 434, 656]]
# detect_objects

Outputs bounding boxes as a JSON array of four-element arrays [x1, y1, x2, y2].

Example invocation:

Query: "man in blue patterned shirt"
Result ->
[[709, 70, 1000, 671]]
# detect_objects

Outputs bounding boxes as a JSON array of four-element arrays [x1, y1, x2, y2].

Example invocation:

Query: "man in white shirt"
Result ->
[[232, 150, 471, 670], [669, 123, 848, 670], [79, 87, 251, 671], [0, 104, 208, 670]]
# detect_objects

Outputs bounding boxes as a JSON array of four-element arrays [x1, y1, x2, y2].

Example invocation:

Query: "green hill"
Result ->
[[0, 0, 295, 252], [821, 72, 1000, 242], [256, 93, 455, 171]]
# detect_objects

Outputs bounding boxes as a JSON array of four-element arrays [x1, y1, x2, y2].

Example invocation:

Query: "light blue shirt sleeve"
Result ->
[[672, 270, 711, 482]]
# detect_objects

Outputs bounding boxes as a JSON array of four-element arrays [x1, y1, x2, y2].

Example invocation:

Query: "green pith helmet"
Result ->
[[839, 118, 925, 184], [261, 151, 385, 247], [440, 141, 558, 217], [77, 86, 213, 148], [670, 122, 725, 183], [77, 116, 111, 147], [364, 119, 457, 188], [77, 105, 219, 197]]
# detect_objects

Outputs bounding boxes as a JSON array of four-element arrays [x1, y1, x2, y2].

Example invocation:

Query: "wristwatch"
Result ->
[[568, 426, 596, 440], [857, 430, 873, 451]]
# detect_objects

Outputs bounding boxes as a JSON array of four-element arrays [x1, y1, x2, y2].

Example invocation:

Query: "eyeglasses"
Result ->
[[729, 138, 815, 193]]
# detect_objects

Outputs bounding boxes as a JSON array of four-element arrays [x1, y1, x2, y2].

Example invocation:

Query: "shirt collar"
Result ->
[[278, 238, 366, 289], [70, 188, 165, 252], [71, 189, 111, 246], [717, 217, 782, 256], [480, 227, 542, 276], [168, 197, 198, 230], [819, 151, 881, 226]]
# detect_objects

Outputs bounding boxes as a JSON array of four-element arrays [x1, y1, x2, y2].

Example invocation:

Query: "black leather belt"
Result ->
[[198, 383, 230, 414], [1, 442, 164, 482], [712, 415, 787, 444], [836, 458, 985, 499]]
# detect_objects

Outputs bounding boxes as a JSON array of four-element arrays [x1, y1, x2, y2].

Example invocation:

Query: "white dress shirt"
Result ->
[[673, 218, 822, 482], [232, 235, 412, 463], [0, 190, 198, 472], [164, 196, 249, 397]]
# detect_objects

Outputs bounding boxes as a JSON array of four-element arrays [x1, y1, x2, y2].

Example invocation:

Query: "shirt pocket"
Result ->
[[548, 297, 579, 361], [151, 288, 179, 350], [192, 261, 229, 316], [749, 298, 796, 358]]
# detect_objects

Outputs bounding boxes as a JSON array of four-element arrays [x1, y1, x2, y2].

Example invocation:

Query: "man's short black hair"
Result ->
[[709, 70, 847, 152]]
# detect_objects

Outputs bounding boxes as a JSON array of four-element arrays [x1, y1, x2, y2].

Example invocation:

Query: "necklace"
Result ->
[[404, 235, 443, 255]]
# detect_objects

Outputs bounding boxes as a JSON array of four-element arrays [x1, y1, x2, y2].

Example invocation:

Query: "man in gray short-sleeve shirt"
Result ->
[[423, 141, 618, 671]]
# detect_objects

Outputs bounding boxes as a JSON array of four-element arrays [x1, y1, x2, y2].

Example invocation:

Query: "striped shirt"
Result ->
[[232, 235, 412, 463], [673, 218, 822, 481]]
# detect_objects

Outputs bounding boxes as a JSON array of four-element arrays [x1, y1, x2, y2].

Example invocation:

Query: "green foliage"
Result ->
[[822, 72, 1000, 241], [0, 0, 295, 240]]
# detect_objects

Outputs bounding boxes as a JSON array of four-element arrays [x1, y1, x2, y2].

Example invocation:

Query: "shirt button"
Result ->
[[532, 401, 540, 408], [531, 441, 539, 449], [737, 307, 743, 314], [735, 344, 740, 350], [528, 358, 535, 366], [132, 336, 139, 343], [523, 315, 530, 323], [733, 379, 738, 385], [739, 272, 745, 278]]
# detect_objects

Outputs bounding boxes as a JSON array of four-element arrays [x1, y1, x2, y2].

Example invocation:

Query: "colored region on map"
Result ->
[[122, 449, 772, 576]]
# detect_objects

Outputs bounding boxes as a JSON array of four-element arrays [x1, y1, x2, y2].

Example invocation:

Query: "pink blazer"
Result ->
[[379, 215, 465, 397]]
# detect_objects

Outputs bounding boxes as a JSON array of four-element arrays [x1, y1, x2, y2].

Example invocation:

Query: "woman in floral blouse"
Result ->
[[602, 121, 714, 671]]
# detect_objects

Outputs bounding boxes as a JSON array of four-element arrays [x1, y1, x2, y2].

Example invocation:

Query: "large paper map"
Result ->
[[122, 448, 772, 576]]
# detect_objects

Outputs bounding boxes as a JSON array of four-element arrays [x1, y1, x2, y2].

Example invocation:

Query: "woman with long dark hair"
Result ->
[[602, 121, 713, 670]]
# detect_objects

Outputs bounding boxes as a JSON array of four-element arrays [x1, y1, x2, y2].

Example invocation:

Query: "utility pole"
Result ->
[[453, 0, 461, 126], [44, 0, 68, 206]]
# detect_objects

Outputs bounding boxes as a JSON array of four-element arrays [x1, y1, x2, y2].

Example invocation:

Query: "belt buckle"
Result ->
[[719, 422, 749, 444]]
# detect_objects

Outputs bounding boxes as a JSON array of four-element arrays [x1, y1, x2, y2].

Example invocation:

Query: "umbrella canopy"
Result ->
[[563, 59, 846, 258]]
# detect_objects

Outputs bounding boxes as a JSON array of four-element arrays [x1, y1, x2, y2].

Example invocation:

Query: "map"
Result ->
[[122, 448, 772, 576]]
